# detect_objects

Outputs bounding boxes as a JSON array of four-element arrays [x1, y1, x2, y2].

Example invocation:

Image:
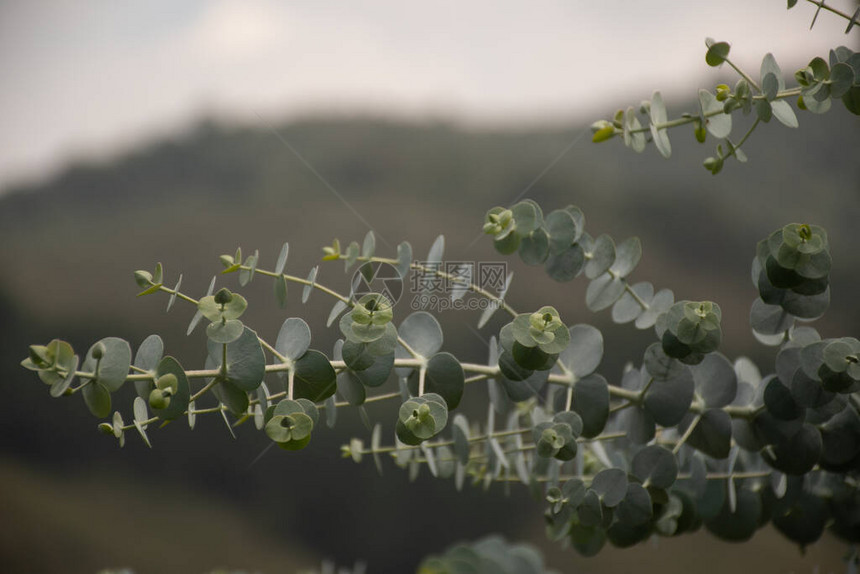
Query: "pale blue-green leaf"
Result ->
[[761, 51, 785, 93], [612, 282, 652, 324], [49, 355, 79, 398], [324, 394, 337, 428], [82, 382, 111, 418], [337, 370, 366, 406], [220, 408, 237, 438], [635, 288, 674, 330], [362, 230, 376, 258], [692, 352, 737, 408], [133, 334, 163, 397], [649, 106, 672, 158], [396, 241, 412, 279], [477, 272, 512, 328], [274, 242, 289, 275], [558, 324, 603, 378], [167, 274, 182, 312], [698, 89, 732, 138], [372, 423, 383, 475], [750, 297, 793, 335], [609, 237, 641, 278], [327, 300, 349, 327], [187, 276, 216, 335], [276, 317, 312, 361], [208, 327, 266, 391], [397, 311, 443, 360], [133, 396, 148, 427], [829, 62, 854, 98], [624, 107, 646, 153], [302, 266, 318, 303], [449, 262, 471, 302], [133, 418, 152, 448], [771, 100, 798, 127], [584, 234, 615, 279], [585, 273, 625, 312], [83, 337, 132, 393]]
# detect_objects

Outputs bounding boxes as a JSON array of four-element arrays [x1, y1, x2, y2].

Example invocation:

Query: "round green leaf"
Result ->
[[586, 272, 625, 312], [764, 377, 803, 421], [82, 337, 132, 393], [336, 370, 366, 406], [519, 228, 550, 265], [276, 317, 311, 361], [632, 445, 678, 489], [705, 487, 761, 542], [683, 409, 732, 459], [571, 374, 609, 438], [545, 244, 585, 282], [82, 381, 111, 418], [558, 324, 603, 378], [692, 352, 737, 408], [511, 200, 542, 235], [591, 468, 628, 508], [706, 41, 731, 67], [218, 327, 265, 391], [583, 234, 616, 279], [153, 356, 190, 421], [294, 349, 337, 402], [609, 237, 641, 278], [354, 352, 394, 388], [407, 352, 465, 409], [397, 311, 443, 360], [545, 208, 578, 254], [212, 378, 249, 415], [761, 423, 822, 475], [643, 368, 694, 427], [615, 483, 653, 526]]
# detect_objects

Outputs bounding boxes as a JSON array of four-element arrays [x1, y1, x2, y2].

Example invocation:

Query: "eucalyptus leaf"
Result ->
[[294, 349, 337, 402], [276, 318, 312, 361], [585, 272, 625, 312]]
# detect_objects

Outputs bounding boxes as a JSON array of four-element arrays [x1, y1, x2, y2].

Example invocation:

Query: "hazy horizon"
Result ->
[[0, 0, 854, 193]]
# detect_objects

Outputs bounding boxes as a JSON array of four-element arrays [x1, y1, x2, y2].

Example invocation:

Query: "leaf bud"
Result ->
[[214, 287, 234, 305], [91, 342, 107, 360], [149, 388, 170, 410], [694, 121, 707, 143], [134, 270, 153, 288]]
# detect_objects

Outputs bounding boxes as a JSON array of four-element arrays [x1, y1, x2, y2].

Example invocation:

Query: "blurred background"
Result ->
[[0, 1, 858, 572]]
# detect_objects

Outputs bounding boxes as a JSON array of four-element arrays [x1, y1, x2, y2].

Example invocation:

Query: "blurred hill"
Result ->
[[0, 109, 857, 573]]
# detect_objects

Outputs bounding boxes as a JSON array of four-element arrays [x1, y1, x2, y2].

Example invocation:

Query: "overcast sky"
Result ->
[[0, 0, 853, 192]]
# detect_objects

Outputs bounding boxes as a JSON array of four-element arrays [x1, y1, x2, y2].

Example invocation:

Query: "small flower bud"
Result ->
[[91, 342, 107, 360], [149, 388, 170, 410], [214, 287, 234, 305], [134, 270, 153, 288]]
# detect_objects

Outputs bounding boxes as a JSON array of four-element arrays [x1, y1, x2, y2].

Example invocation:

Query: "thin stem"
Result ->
[[157, 285, 198, 305], [803, 0, 858, 25], [190, 377, 219, 403], [623, 282, 650, 310], [673, 413, 702, 455], [724, 57, 761, 93], [418, 367, 426, 396], [725, 118, 761, 160], [287, 369, 295, 401]]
